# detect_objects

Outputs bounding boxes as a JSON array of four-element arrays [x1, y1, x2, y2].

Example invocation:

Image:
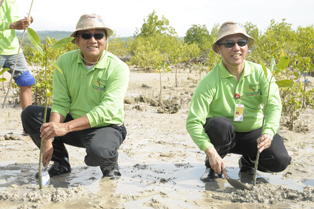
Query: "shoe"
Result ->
[[101, 163, 121, 179], [239, 156, 254, 175], [22, 131, 28, 136], [35, 161, 71, 178]]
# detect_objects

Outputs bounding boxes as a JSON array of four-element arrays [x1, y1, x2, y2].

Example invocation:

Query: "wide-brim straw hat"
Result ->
[[212, 21, 255, 53], [70, 13, 114, 44]]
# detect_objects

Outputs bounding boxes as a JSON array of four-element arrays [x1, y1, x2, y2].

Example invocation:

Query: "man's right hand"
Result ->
[[205, 146, 228, 178], [9, 16, 34, 30], [42, 139, 53, 167]]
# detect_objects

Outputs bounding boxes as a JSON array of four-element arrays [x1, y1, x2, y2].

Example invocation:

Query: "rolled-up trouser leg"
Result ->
[[81, 124, 127, 170], [203, 117, 235, 168], [21, 105, 73, 167]]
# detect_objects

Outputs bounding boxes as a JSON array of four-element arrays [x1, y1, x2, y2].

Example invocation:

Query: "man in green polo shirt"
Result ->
[[22, 14, 129, 179], [186, 21, 291, 182]]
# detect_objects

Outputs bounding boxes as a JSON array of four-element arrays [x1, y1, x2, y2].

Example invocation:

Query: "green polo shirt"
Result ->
[[0, 0, 20, 55], [51, 50, 129, 127], [186, 61, 282, 152]]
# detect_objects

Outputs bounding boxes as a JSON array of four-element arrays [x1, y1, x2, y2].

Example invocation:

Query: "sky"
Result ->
[[17, 0, 314, 37]]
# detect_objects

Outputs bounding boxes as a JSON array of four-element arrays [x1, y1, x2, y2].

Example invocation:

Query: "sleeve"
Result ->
[[0, 3, 11, 31], [0, 20, 10, 31], [259, 67, 282, 137], [186, 79, 215, 152], [86, 63, 130, 127], [50, 57, 71, 117]]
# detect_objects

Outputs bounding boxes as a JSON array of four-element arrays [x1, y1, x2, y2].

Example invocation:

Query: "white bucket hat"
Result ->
[[212, 21, 255, 53]]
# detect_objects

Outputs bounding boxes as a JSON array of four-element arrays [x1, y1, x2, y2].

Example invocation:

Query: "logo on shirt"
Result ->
[[244, 84, 260, 96], [93, 77, 106, 91]]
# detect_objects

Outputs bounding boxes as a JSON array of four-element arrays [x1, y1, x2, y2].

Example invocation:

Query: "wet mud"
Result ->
[[0, 71, 314, 208]]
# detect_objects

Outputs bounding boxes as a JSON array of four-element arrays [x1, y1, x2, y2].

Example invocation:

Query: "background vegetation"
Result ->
[[7, 11, 314, 131]]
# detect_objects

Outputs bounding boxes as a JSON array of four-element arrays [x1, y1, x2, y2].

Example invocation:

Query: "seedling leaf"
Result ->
[[0, 68, 10, 75], [276, 57, 290, 71], [51, 37, 74, 50], [48, 60, 63, 75], [27, 28, 43, 56], [276, 80, 294, 88]]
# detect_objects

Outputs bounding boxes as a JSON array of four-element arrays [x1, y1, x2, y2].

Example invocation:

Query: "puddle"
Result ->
[[224, 155, 306, 191], [0, 153, 308, 193], [302, 179, 314, 187], [0, 152, 311, 208]]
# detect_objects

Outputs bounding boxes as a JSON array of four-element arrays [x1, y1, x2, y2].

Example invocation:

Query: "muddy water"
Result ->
[[0, 142, 313, 208]]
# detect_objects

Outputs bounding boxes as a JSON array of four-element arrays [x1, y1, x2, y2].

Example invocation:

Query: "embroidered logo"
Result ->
[[93, 77, 106, 91], [244, 84, 260, 96]]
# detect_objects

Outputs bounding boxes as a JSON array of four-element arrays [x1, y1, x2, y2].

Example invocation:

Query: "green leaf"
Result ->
[[276, 80, 294, 88], [276, 57, 290, 71], [27, 28, 43, 55], [261, 62, 267, 77], [0, 78, 6, 82], [50, 37, 74, 50], [48, 60, 63, 75], [0, 67, 10, 75], [46, 36, 52, 45]]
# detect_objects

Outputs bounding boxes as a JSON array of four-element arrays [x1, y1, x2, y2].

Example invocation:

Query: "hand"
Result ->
[[40, 122, 69, 141], [257, 134, 272, 153], [9, 16, 33, 30], [42, 140, 53, 166], [205, 146, 229, 178]]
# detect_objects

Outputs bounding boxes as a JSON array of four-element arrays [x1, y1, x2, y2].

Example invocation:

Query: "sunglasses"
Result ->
[[77, 33, 106, 40], [218, 39, 248, 48]]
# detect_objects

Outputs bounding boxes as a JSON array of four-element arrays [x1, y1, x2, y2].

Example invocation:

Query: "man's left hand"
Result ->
[[257, 134, 272, 153], [40, 122, 69, 141]]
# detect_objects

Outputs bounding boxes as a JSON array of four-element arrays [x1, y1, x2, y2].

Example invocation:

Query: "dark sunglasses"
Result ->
[[77, 33, 106, 40], [218, 39, 248, 48]]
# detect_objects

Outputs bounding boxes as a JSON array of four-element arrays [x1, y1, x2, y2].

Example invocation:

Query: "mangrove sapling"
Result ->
[[253, 57, 294, 186], [0, 60, 10, 83], [155, 61, 171, 104], [170, 48, 182, 87], [27, 27, 73, 189]]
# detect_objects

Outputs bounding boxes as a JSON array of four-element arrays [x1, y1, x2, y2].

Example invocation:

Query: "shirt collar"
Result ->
[[77, 50, 108, 69], [219, 60, 252, 78]]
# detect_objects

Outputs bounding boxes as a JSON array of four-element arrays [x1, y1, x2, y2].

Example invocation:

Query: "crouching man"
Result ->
[[22, 14, 129, 179]]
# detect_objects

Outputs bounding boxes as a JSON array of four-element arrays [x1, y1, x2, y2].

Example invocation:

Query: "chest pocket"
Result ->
[[243, 83, 261, 97]]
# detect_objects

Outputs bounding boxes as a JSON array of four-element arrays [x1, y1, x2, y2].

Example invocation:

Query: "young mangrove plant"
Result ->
[[0, 59, 10, 83], [253, 57, 294, 186], [27, 27, 73, 189]]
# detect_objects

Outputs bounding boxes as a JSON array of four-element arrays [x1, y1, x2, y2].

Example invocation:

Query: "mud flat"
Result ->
[[0, 70, 314, 208]]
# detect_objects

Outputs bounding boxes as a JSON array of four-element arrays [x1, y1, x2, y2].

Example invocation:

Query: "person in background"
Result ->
[[22, 13, 129, 179], [0, 0, 35, 111], [186, 21, 291, 182]]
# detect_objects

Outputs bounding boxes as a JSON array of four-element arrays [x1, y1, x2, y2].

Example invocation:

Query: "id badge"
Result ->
[[234, 104, 244, 121]]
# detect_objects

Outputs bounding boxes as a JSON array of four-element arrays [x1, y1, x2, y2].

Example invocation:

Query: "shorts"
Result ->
[[0, 53, 35, 87]]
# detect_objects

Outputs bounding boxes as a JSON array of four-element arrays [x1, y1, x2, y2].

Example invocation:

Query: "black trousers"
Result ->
[[203, 116, 291, 172], [21, 105, 127, 169]]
